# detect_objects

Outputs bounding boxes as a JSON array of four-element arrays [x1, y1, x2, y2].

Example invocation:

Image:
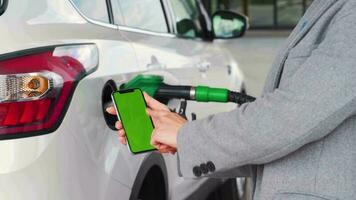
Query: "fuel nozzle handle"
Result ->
[[154, 84, 192, 100], [155, 84, 256, 104], [121, 74, 256, 104]]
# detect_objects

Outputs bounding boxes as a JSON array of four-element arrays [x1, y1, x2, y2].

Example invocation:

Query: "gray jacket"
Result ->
[[177, 0, 356, 199]]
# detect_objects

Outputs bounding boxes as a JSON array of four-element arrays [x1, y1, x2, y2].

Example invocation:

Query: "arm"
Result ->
[[177, 11, 356, 178]]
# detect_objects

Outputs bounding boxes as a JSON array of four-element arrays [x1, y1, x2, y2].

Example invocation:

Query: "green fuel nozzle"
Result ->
[[121, 74, 255, 104], [194, 86, 229, 102], [121, 74, 164, 97]]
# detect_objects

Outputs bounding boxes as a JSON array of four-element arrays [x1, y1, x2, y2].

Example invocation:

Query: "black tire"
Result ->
[[137, 165, 167, 200], [129, 152, 168, 200], [206, 179, 239, 200]]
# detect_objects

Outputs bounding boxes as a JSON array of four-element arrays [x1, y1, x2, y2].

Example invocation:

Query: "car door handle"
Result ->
[[196, 61, 211, 73], [146, 62, 166, 70], [146, 55, 166, 70]]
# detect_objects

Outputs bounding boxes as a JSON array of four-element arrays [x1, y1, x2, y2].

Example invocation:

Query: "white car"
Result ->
[[0, 0, 248, 199]]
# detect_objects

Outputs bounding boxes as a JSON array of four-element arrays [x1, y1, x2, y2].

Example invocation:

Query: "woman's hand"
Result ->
[[105, 106, 128, 145], [147, 106, 187, 153], [106, 92, 187, 154]]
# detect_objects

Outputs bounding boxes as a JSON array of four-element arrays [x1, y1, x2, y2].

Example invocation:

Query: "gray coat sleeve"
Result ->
[[176, 10, 356, 178]]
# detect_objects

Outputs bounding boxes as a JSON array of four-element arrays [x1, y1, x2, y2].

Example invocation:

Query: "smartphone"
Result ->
[[111, 88, 155, 154]]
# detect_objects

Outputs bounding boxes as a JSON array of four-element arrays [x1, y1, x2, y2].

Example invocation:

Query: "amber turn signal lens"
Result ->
[[0, 72, 55, 103]]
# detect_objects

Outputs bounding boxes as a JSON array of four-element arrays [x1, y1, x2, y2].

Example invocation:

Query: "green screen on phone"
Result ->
[[112, 89, 155, 154]]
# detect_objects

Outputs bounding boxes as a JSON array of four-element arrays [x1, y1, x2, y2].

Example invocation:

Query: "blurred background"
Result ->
[[204, 0, 312, 29], [203, 0, 312, 96]]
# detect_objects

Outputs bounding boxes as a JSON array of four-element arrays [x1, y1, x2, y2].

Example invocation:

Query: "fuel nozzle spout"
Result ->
[[121, 74, 256, 104]]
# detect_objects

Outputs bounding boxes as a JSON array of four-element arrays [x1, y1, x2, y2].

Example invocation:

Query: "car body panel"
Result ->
[[0, 0, 245, 199]]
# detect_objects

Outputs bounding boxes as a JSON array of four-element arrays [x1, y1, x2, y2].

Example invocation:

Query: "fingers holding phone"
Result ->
[[106, 91, 186, 154], [106, 106, 117, 115], [115, 121, 127, 145], [107, 106, 177, 154], [106, 106, 127, 145]]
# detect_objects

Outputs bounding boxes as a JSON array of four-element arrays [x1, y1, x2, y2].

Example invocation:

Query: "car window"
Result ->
[[71, 0, 110, 23], [170, 0, 204, 38], [116, 0, 168, 33], [110, 0, 124, 25], [0, 0, 8, 16]]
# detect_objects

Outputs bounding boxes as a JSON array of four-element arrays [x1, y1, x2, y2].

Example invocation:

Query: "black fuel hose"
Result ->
[[228, 91, 256, 104]]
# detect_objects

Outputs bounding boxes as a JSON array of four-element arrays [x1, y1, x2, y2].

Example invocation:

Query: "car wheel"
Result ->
[[137, 165, 167, 200], [206, 179, 240, 200], [129, 152, 168, 200]]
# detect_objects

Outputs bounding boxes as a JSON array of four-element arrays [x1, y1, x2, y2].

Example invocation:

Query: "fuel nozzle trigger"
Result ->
[[178, 99, 187, 120]]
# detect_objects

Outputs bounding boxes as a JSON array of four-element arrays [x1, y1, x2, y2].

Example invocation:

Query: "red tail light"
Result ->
[[0, 44, 98, 139]]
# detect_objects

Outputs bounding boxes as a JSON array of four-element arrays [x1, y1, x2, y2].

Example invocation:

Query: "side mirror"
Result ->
[[212, 11, 248, 39], [176, 18, 198, 38]]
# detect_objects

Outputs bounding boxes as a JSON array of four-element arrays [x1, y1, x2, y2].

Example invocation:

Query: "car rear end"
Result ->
[[0, 1, 142, 199]]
